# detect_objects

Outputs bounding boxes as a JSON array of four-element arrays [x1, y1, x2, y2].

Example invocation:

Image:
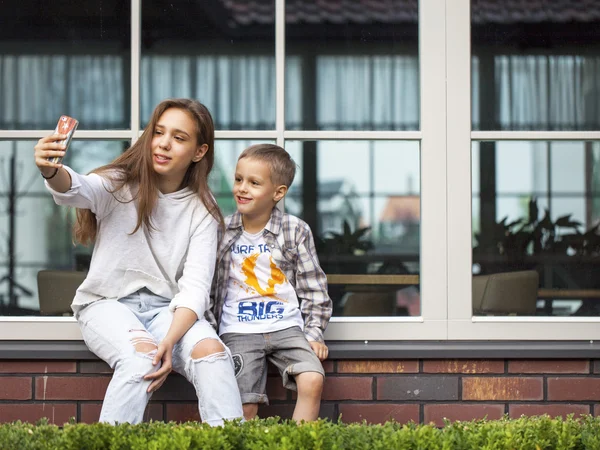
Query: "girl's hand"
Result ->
[[144, 340, 175, 393], [34, 134, 66, 177], [309, 341, 329, 361]]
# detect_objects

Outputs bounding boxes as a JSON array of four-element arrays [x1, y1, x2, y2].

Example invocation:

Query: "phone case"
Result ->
[[49, 115, 79, 164]]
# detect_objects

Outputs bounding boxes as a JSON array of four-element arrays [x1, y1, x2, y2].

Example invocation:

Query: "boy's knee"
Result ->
[[191, 338, 226, 359], [296, 372, 324, 396], [243, 403, 259, 420]]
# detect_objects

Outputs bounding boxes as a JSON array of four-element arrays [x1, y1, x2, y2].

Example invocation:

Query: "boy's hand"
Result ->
[[309, 341, 329, 361]]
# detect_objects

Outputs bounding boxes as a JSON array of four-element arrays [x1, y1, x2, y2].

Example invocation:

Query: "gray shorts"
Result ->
[[221, 326, 325, 405]]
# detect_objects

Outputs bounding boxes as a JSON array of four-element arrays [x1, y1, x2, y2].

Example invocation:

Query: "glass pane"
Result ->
[[286, 140, 421, 317], [471, 1, 600, 131], [141, 1, 275, 130], [0, 1, 130, 130], [472, 141, 600, 317], [212, 140, 276, 217], [0, 140, 126, 316], [285, 1, 419, 131]]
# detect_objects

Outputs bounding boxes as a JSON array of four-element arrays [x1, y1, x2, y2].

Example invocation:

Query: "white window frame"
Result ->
[[1, 0, 444, 341], [446, 0, 600, 340]]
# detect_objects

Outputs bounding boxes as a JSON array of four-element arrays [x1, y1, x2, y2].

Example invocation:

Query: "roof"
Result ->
[[2, 0, 599, 44], [379, 195, 420, 222], [223, 0, 600, 26]]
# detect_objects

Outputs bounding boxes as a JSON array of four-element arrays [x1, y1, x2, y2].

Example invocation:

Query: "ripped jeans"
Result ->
[[76, 289, 243, 425]]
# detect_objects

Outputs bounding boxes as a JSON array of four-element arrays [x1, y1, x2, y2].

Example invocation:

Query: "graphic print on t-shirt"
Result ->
[[219, 231, 304, 335], [240, 252, 286, 300]]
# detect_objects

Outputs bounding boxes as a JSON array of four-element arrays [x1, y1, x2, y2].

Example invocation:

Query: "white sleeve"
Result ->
[[168, 213, 219, 320], [45, 166, 115, 218]]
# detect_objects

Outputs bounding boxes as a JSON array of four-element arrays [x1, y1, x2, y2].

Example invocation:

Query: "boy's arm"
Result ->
[[294, 223, 333, 343]]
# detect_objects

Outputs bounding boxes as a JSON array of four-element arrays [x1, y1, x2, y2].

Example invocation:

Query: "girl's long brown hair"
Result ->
[[74, 98, 223, 245]]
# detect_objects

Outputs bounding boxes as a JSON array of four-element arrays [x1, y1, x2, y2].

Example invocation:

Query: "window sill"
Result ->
[[1, 340, 599, 360]]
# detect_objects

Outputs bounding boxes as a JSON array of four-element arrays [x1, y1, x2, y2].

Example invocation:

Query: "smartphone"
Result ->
[[49, 115, 79, 164]]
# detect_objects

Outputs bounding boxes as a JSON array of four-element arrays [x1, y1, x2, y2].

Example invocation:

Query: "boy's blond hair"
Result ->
[[238, 144, 297, 188]]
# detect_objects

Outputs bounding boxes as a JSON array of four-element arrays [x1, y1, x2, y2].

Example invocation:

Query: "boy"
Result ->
[[209, 143, 332, 422]]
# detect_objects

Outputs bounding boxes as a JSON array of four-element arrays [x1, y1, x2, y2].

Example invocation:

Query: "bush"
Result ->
[[1, 415, 600, 450]]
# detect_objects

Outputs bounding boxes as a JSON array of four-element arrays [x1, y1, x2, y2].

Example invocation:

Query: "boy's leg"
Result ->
[[292, 372, 324, 422], [148, 310, 244, 426], [221, 332, 269, 420], [76, 296, 159, 424], [268, 327, 325, 422]]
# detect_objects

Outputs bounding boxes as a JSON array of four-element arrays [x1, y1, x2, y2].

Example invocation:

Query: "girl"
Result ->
[[34, 99, 243, 426]]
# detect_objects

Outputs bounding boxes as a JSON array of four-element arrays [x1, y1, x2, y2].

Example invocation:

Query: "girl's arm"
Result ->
[[35, 134, 115, 216], [168, 213, 219, 320], [144, 307, 197, 392], [145, 214, 220, 393], [34, 134, 72, 193]]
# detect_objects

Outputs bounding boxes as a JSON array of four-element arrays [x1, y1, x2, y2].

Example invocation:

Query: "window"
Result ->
[[446, 0, 600, 339], [6, 0, 597, 342]]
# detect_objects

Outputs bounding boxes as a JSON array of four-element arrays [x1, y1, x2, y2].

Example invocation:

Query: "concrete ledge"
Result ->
[[1, 340, 600, 359]]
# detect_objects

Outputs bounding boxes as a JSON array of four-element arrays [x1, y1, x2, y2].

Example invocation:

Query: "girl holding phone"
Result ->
[[34, 99, 243, 426]]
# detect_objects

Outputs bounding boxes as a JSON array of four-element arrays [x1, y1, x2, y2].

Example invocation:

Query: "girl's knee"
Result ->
[[112, 329, 158, 380], [129, 329, 158, 357], [191, 338, 226, 360]]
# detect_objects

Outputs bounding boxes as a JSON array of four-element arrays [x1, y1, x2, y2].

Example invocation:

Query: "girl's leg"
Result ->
[[149, 309, 244, 426], [77, 297, 159, 424]]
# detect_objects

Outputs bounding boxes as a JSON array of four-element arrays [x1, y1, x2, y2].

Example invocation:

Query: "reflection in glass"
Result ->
[[141, 1, 275, 130], [286, 140, 421, 317], [471, 0, 600, 130], [472, 141, 600, 317], [0, 141, 126, 315], [285, 0, 419, 131], [0, 2, 130, 130]]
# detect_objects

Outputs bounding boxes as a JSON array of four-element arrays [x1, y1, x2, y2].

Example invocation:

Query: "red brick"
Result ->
[[79, 361, 113, 374], [165, 403, 201, 422], [338, 361, 418, 374], [266, 376, 288, 401], [34, 376, 110, 401], [548, 377, 600, 401], [339, 404, 419, 424], [423, 360, 504, 374], [595, 404, 600, 416], [509, 404, 590, 419], [508, 360, 589, 374], [0, 377, 32, 400], [0, 361, 76, 374], [377, 376, 458, 401], [322, 377, 373, 401], [80, 402, 163, 423], [258, 404, 295, 420], [424, 404, 505, 426], [462, 377, 543, 401], [0, 403, 76, 424]]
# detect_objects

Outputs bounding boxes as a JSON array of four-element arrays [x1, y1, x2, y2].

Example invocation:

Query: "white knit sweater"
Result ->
[[46, 166, 218, 319]]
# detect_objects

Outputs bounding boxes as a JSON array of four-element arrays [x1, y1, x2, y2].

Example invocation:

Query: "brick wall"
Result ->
[[1, 358, 598, 425]]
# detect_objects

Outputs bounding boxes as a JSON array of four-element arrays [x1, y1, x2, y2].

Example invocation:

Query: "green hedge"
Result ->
[[1, 415, 600, 450]]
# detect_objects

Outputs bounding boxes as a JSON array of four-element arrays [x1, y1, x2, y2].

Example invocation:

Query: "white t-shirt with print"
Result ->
[[219, 230, 304, 335]]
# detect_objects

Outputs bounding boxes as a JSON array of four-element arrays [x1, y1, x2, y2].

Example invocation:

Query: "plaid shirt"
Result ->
[[207, 207, 332, 342]]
